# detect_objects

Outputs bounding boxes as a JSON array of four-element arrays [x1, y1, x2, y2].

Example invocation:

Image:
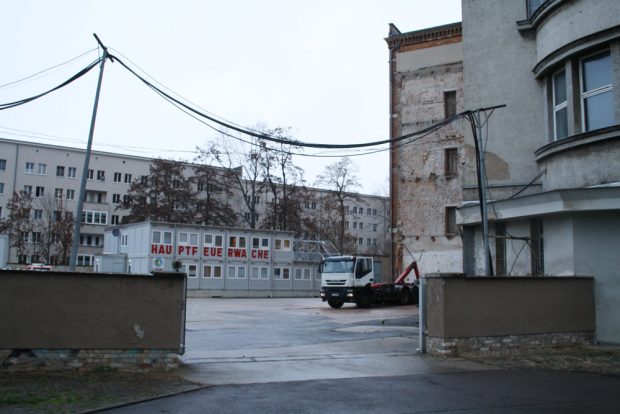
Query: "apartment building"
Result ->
[[386, 22, 464, 275], [0, 138, 389, 268], [459, 0, 620, 343]]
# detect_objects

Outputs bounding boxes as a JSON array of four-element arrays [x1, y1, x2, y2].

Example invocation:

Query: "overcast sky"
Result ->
[[1, 0, 461, 194]]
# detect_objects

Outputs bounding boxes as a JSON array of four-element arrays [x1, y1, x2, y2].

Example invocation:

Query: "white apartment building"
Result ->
[[0, 138, 389, 271]]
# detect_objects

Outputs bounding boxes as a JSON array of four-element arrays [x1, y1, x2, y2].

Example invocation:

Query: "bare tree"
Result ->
[[258, 127, 305, 232], [193, 145, 238, 226], [203, 131, 265, 229], [316, 158, 361, 253], [121, 159, 196, 224], [35, 194, 74, 265], [3, 191, 34, 263]]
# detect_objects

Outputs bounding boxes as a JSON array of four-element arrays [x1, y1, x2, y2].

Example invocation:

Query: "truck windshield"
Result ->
[[322, 259, 355, 273]]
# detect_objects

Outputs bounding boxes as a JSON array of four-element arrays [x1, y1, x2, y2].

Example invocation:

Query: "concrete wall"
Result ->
[[462, 0, 543, 200], [426, 275, 594, 339], [0, 270, 186, 350], [573, 212, 620, 344]]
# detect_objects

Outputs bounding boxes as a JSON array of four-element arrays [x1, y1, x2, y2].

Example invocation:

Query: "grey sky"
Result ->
[[0, 0, 461, 194]]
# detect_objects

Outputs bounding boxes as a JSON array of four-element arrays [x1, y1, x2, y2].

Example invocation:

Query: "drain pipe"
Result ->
[[417, 275, 426, 353]]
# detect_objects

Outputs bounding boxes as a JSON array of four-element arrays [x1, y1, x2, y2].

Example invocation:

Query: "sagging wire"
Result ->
[[0, 58, 102, 110]]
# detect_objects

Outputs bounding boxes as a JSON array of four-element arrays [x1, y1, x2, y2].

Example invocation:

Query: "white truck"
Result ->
[[319, 255, 419, 308]]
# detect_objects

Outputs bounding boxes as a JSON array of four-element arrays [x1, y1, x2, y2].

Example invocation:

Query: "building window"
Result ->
[[124, 173, 132, 183], [183, 264, 198, 278], [445, 207, 457, 235], [66, 189, 75, 200], [37, 163, 47, 175], [23, 185, 32, 195], [33, 209, 43, 220], [97, 170, 105, 181], [68, 167, 77, 178], [204, 233, 223, 247], [252, 237, 269, 249], [294, 268, 312, 280], [25, 162, 34, 174], [227, 265, 246, 279], [203, 265, 222, 278], [82, 210, 108, 225], [87, 169, 94, 180], [251, 266, 270, 280], [358, 238, 363, 245], [273, 267, 290, 280], [274, 238, 291, 251], [0, 159, 6, 171], [77, 255, 94, 266], [112, 193, 121, 203], [111, 215, 120, 225], [56, 166, 65, 177], [444, 90, 457, 118], [179, 232, 199, 246], [35, 186, 45, 198], [228, 235, 247, 248], [552, 69, 568, 140], [445, 148, 458, 177], [152, 230, 173, 245], [114, 172, 122, 182], [0, 183, 4, 194], [353, 222, 357, 229], [581, 51, 614, 132], [54, 188, 63, 199]]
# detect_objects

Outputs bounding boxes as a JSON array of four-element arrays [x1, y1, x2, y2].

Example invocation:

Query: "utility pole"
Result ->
[[69, 34, 112, 271], [473, 109, 491, 276]]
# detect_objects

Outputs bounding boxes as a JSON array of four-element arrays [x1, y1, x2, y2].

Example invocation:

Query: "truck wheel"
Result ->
[[399, 289, 410, 306], [356, 290, 373, 308], [328, 299, 344, 309]]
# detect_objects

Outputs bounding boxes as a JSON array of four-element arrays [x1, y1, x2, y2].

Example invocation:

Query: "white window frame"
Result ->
[[67, 167, 77, 178], [204, 233, 224, 247], [25, 162, 34, 174], [37, 163, 47, 175], [184, 264, 198, 278], [580, 50, 614, 132], [273, 267, 290, 280], [203, 264, 223, 278]]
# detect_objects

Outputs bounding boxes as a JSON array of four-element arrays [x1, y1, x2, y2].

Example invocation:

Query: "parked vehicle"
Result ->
[[26, 263, 53, 271], [319, 256, 419, 308]]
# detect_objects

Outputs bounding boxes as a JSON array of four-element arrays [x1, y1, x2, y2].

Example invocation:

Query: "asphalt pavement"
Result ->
[[98, 298, 620, 413]]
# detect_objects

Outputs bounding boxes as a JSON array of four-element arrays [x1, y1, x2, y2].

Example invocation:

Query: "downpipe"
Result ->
[[417, 276, 426, 353]]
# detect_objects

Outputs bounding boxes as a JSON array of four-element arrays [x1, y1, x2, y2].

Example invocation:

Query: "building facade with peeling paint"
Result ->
[[386, 22, 464, 276], [460, 0, 620, 344]]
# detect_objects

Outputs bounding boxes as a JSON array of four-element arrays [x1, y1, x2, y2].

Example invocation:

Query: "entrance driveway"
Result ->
[[179, 298, 492, 385]]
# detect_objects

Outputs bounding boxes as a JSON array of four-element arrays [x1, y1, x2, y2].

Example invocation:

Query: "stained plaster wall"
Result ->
[[393, 39, 464, 274]]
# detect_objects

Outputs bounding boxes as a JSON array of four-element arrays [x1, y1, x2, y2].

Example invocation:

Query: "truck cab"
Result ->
[[319, 256, 374, 308]]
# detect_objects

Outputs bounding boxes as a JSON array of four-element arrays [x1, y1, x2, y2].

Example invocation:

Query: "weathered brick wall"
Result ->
[[428, 332, 593, 357], [0, 349, 179, 372]]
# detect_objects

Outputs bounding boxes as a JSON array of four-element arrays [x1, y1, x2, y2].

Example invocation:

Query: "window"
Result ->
[[25, 162, 34, 174], [373, 239, 377, 247], [87, 169, 94, 180], [82, 210, 108, 225], [367, 208, 372, 215], [445, 148, 458, 177], [114, 172, 122, 182], [77, 255, 94, 266], [152, 230, 173, 245], [66, 189, 75, 200], [273, 267, 290, 280], [353, 206, 358, 214], [527, 0, 544, 18], [183, 264, 198, 278], [445, 206, 457, 235], [311, 202, 316, 209], [124, 173, 132, 183], [68, 167, 77, 178], [56, 166, 65, 177], [97, 170, 105, 181], [552, 69, 568, 140], [228, 235, 247, 248], [274, 238, 291, 251], [33, 209, 43, 220], [359, 222, 364, 230], [373, 209, 377, 216], [111, 215, 120, 225], [444, 90, 457, 118], [204, 233, 224, 247], [112, 193, 121, 203], [373, 224, 377, 232], [0, 206, 2, 218], [54, 188, 63, 199], [0, 183, 4, 194], [252, 237, 269, 248], [203, 265, 223, 278], [227, 265, 246, 279], [23, 185, 33, 195], [35, 186, 45, 197], [251, 266, 270, 280], [179, 232, 199, 246], [367, 238, 371, 246], [37, 163, 47, 175], [295, 268, 312, 280], [582, 51, 614, 132], [0, 159, 6, 171], [358, 238, 363, 245], [353, 222, 358, 229]]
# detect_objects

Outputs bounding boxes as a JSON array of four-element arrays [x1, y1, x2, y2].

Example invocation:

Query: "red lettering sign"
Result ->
[[151, 244, 172, 255], [203, 247, 223, 257], [251, 249, 269, 260], [227, 248, 247, 258]]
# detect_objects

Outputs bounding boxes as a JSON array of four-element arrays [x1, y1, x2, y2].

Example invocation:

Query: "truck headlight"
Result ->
[[347, 292, 354, 298]]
